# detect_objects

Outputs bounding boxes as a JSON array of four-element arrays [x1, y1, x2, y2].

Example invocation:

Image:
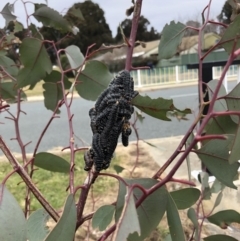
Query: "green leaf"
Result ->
[[65, 45, 84, 73], [187, 208, 198, 239], [0, 82, 26, 103], [0, 55, 18, 77], [228, 121, 240, 164], [27, 209, 50, 241], [187, 208, 198, 227], [115, 178, 168, 241], [44, 194, 76, 241], [0, 184, 27, 241], [13, 21, 23, 33], [204, 115, 237, 137], [158, 21, 185, 60], [34, 152, 70, 173], [29, 23, 43, 39], [210, 179, 225, 194], [135, 111, 145, 123], [43, 83, 62, 113], [224, 83, 240, 123], [166, 193, 185, 241], [92, 205, 115, 231], [17, 38, 52, 88], [220, 14, 240, 55], [113, 189, 141, 241], [0, 3, 16, 26], [68, 7, 85, 21], [207, 79, 227, 112], [113, 165, 125, 174], [33, 6, 72, 32], [204, 235, 238, 241], [76, 60, 113, 101], [212, 191, 223, 211], [196, 137, 240, 189], [43, 70, 71, 112], [170, 188, 200, 210], [207, 210, 240, 228], [132, 95, 191, 121]]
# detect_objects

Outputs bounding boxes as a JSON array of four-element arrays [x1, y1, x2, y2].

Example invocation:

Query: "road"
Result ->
[[0, 81, 237, 155]]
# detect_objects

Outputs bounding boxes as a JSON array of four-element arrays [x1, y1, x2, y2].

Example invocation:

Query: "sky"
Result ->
[[0, 0, 227, 37]]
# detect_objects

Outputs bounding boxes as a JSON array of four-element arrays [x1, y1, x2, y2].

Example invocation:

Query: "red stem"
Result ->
[[125, 0, 142, 71]]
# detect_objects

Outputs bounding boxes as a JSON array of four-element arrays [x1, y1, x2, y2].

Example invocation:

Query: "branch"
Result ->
[[0, 136, 59, 222], [125, 0, 143, 70]]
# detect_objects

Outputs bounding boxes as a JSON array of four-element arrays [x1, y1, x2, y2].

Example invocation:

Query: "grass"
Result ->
[[0, 152, 120, 212]]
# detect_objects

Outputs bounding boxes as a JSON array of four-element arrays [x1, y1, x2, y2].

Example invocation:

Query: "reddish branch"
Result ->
[[0, 136, 59, 221], [125, 0, 143, 70]]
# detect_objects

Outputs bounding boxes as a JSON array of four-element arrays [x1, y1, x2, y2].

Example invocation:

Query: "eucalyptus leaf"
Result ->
[[33, 6, 72, 32], [166, 193, 185, 241], [114, 190, 141, 241], [170, 188, 200, 210], [44, 194, 76, 241], [76, 60, 112, 101], [132, 95, 191, 121], [115, 178, 168, 241], [27, 209, 50, 241], [17, 38, 52, 88], [92, 205, 115, 231], [0, 184, 27, 241], [204, 235, 238, 241], [196, 137, 239, 189], [34, 152, 70, 173], [207, 210, 240, 228], [158, 21, 185, 60]]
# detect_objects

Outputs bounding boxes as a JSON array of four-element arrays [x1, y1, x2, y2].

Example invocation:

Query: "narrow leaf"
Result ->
[[113, 189, 141, 241], [76, 60, 113, 101], [207, 210, 240, 228], [158, 21, 186, 60], [187, 208, 199, 240], [33, 6, 72, 32], [195, 137, 240, 189], [212, 191, 223, 210], [44, 194, 76, 241], [115, 178, 168, 241], [92, 205, 115, 231], [204, 235, 238, 241], [166, 193, 185, 241], [132, 95, 191, 121], [27, 209, 50, 241], [34, 152, 70, 173], [17, 38, 52, 88], [0, 184, 27, 241], [170, 188, 200, 210]]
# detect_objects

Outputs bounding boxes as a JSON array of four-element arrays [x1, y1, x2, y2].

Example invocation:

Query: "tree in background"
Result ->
[[218, 1, 232, 24], [63, 0, 113, 55], [115, 16, 160, 43]]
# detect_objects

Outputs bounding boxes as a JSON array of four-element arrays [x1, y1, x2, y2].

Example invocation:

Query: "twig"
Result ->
[[0, 136, 59, 222]]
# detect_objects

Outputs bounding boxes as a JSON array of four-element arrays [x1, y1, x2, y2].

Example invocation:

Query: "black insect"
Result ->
[[84, 70, 138, 172]]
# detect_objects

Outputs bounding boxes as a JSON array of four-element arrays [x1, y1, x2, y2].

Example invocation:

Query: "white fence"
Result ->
[[130, 65, 240, 90]]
